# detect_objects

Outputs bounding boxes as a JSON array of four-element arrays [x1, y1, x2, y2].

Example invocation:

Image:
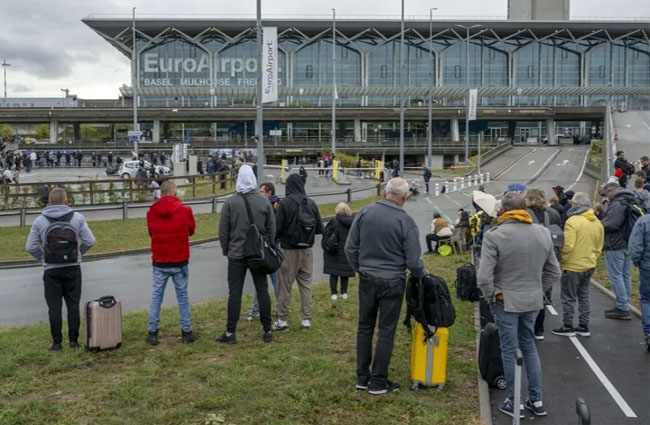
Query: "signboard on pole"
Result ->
[[262, 27, 278, 104], [467, 89, 478, 121], [128, 130, 142, 143]]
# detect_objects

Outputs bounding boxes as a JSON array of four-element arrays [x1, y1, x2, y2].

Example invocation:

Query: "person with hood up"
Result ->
[[298, 166, 308, 184], [25, 188, 95, 352], [633, 178, 650, 209], [322, 202, 355, 300], [218, 165, 276, 344], [272, 174, 324, 332], [145, 181, 197, 346], [552, 193, 604, 338]]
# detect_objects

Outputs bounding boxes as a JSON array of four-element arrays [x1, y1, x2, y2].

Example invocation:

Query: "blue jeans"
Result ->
[[250, 271, 279, 317], [639, 268, 650, 335], [148, 265, 192, 333], [605, 249, 632, 311], [491, 301, 543, 402]]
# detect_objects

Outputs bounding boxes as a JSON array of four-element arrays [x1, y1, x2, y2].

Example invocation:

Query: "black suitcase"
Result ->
[[479, 322, 507, 389], [479, 297, 494, 329]]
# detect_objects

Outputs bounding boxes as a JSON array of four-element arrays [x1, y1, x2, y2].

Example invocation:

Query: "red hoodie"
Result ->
[[147, 196, 196, 267]]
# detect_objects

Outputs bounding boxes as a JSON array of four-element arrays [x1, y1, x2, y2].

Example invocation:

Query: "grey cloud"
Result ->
[[8, 84, 32, 93]]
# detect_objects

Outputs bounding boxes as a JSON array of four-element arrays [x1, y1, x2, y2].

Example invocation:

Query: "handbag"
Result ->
[[240, 193, 283, 274]]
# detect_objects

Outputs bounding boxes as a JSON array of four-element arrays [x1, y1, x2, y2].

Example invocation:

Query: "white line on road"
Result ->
[[426, 198, 433, 205], [527, 149, 561, 184], [567, 149, 590, 191], [642, 121, 650, 133], [546, 304, 558, 315], [568, 336, 638, 418]]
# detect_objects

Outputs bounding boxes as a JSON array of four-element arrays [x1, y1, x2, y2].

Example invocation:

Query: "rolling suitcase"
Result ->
[[478, 322, 507, 390], [479, 296, 494, 329], [84, 296, 122, 352], [410, 323, 449, 390]]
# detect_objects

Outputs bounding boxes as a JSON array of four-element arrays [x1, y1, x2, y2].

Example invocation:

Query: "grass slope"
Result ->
[[0, 254, 480, 425]]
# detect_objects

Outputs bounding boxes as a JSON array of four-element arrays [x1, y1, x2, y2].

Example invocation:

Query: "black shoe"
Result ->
[[645, 334, 650, 353], [604, 308, 632, 320], [356, 378, 369, 390], [604, 307, 618, 314], [215, 332, 236, 345], [69, 341, 80, 349], [552, 326, 575, 337], [368, 380, 400, 395], [534, 330, 544, 341], [49, 343, 63, 352], [181, 330, 197, 344], [575, 326, 591, 337], [262, 331, 273, 343], [146, 330, 159, 346]]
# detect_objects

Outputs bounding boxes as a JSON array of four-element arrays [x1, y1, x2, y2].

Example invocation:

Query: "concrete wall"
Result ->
[[508, 0, 569, 20]]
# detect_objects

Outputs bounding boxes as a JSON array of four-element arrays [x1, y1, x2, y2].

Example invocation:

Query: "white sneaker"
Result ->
[[340, 293, 348, 300], [331, 294, 338, 300], [271, 320, 288, 331], [301, 320, 311, 330]]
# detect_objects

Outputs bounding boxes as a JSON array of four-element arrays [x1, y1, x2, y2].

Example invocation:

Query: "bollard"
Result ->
[[346, 188, 352, 203], [122, 201, 128, 220], [453, 178, 458, 192], [434, 183, 440, 197], [480, 173, 484, 185], [20, 208, 26, 227], [486, 172, 491, 183], [460, 177, 465, 189], [473, 174, 478, 186], [212, 197, 218, 213], [376, 183, 381, 196]]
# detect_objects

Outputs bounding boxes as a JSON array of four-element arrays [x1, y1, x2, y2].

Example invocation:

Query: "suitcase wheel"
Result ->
[[411, 382, 420, 391], [495, 376, 508, 390], [90, 347, 100, 353], [116, 343, 122, 349]]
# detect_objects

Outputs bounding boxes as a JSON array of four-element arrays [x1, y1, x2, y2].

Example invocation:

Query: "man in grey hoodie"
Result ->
[[25, 188, 95, 352]]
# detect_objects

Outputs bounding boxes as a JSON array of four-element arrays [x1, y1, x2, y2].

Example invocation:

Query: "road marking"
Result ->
[[642, 121, 650, 133], [426, 198, 433, 205], [527, 150, 561, 185], [494, 148, 537, 179], [528, 160, 536, 165], [461, 192, 472, 198], [546, 304, 558, 315], [568, 336, 638, 418], [567, 148, 590, 191], [451, 198, 462, 207]]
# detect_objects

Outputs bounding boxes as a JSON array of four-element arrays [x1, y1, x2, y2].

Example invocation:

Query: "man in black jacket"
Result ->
[[272, 174, 323, 332], [614, 151, 635, 188]]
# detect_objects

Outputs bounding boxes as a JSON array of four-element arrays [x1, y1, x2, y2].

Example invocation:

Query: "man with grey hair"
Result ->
[[600, 181, 637, 320], [478, 192, 560, 418], [552, 193, 604, 337], [345, 177, 426, 395]]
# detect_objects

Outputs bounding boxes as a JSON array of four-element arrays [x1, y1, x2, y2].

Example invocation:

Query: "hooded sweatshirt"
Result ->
[[635, 189, 650, 210], [236, 164, 257, 193], [276, 174, 323, 249], [25, 204, 96, 270], [561, 207, 604, 272], [147, 195, 195, 267]]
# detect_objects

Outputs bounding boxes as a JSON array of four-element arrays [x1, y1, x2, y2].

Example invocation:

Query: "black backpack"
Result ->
[[404, 274, 456, 340], [527, 209, 564, 261], [286, 196, 318, 248], [240, 194, 283, 274], [623, 197, 647, 242], [456, 264, 481, 302], [321, 220, 339, 254], [44, 212, 78, 264]]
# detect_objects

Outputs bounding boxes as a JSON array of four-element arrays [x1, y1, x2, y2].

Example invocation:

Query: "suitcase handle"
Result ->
[[576, 398, 591, 425], [98, 296, 116, 308]]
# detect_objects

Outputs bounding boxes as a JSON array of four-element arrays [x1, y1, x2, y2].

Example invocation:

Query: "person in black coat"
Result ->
[[322, 203, 355, 300]]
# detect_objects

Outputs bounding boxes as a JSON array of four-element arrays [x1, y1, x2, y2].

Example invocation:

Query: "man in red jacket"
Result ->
[[145, 181, 197, 345]]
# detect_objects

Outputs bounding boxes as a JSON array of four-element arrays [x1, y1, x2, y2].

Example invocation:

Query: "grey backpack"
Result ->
[[527, 209, 564, 261]]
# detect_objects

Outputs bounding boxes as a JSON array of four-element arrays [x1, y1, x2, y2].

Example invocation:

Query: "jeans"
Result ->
[[491, 301, 543, 402], [329, 275, 349, 295], [425, 181, 429, 193], [250, 271, 279, 317], [357, 273, 405, 388], [560, 269, 594, 327], [226, 258, 271, 333], [148, 265, 192, 333], [43, 266, 82, 345], [639, 268, 650, 335], [605, 249, 632, 311]]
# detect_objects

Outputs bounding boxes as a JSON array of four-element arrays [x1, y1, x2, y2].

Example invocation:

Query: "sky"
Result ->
[[0, 0, 649, 99]]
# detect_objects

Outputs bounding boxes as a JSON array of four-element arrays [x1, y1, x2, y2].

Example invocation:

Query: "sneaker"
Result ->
[[340, 293, 348, 300], [215, 332, 236, 345], [604, 306, 618, 314], [48, 343, 63, 352], [525, 399, 548, 416], [331, 294, 338, 301], [247, 313, 260, 321], [146, 330, 159, 346], [301, 320, 311, 330], [69, 341, 80, 349], [271, 320, 288, 331], [181, 330, 197, 344], [552, 326, 575, 337], [356, 378, 369, 390], [262, 331, 273, 343], [575, 326, 591, 337], [498, 398, 524, 419], [368, 380, 400, 395], [645, 334, 650, 353], [534, 331, 544, 341], [604, 308, 632, 320]]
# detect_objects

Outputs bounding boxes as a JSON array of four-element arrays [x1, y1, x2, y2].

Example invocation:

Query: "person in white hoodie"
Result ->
[[25, 188, 95, 352]]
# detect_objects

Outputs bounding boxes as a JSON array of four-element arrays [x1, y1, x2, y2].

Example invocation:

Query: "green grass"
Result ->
[[0, 253, 480, 425], [0, 196, 383, 263], [593, 256, 641, 309], [588, 139, 603, 168]]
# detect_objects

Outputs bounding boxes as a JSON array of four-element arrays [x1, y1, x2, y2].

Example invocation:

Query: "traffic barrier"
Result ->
[[453, 178, 458, 192], [480, 173, 484, 185], [486, 172, 491, 183], [460, 177, 465, 189], [434, 183, 440, 197]]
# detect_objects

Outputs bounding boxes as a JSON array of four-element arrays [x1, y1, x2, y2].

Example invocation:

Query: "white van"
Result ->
[[118, 160, 171, 179]]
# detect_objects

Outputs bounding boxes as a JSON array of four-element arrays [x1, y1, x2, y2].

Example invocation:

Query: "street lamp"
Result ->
[[455, 24, 482, 169], [399, 0, 405, 176], [331, 8, 337, 154], [2, 60, 10, 100], [255, 0, 265, 181], [132, 7, 140, 157], [427, 8, 438, 168], [60, 88, 69, 107]]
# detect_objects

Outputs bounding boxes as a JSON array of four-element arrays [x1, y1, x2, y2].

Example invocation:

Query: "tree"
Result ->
[[0, 124, 13, 138], [34, 124, 50, 140]]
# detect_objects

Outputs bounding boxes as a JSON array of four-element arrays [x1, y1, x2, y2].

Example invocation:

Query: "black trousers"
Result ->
[[329, 275, 349, 295], [426, 234, 442, 253], [43, 266, 82, 345], [534, 287, 553, 334], [226, 258, 271, 333], [357, 273, 405, 387]]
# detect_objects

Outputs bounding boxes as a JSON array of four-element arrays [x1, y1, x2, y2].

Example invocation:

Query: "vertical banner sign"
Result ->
[[467, 89, 478, 121], [262, 27, 278, 103]]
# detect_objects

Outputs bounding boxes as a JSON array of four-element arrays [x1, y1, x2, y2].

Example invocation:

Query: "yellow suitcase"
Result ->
[[410, 323, 448, 390]]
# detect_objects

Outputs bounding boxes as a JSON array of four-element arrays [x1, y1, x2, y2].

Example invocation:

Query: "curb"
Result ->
[[475, 302, 493, 425], [590, 278, 642, 319], [490, 148, 536, 180]]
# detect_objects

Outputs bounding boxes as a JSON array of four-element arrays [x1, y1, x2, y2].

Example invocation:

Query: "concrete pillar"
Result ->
[[287, 122, 294, 141], [453, 154, 459, 165], [546, 118, 557, 145], [451, 118, 460, 142], [162, 122, 170, 141], [153, 119, 161, 143], [354, 118, 362, 142], [73, 122, 81, 143], [49, 120, 58, 144]]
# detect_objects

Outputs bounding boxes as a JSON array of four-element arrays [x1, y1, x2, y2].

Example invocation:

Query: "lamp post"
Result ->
[[331, 8, 337, 154], [399, 0, 405, 176], [132, 7, 139, 157], [60, 88, 69, 107], [456, 24, 482, 169], [255, 0, 265, 181], [427, 8, 438, 168], [2, 60, 9, 100]]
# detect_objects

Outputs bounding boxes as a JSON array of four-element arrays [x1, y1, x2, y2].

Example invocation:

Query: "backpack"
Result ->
[[456, 264, 481, 302], [44, 212, 79, 264], [623, 197, 647, 242], [527, 209, 564, 261], [286, 196, 318, 247], [321, 220, 339, 254], [404, 274, 456, 340], [240, 193, 283, 274]]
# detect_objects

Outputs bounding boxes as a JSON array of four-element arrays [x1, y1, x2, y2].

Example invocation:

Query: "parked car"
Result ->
[[118, 160, 171, 179]]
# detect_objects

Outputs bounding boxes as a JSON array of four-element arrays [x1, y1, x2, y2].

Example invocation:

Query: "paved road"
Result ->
[[613, 110, 650, 162]]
